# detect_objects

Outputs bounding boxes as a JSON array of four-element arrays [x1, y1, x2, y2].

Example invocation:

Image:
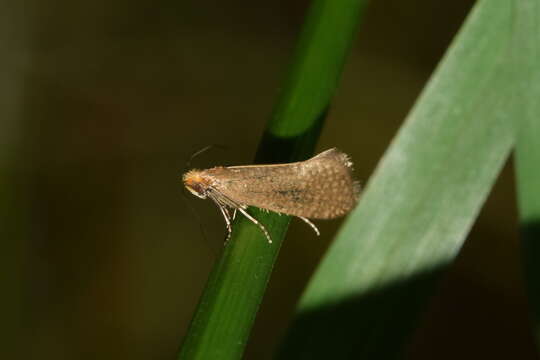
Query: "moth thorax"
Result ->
[[183, 170, 211, 199]]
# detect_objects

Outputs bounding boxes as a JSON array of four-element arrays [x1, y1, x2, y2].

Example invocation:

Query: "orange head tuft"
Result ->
[[183, 169, 211, 199]]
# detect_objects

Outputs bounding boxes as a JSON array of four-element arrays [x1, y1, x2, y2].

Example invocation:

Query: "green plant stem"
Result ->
[[178, 0, 369, 359]]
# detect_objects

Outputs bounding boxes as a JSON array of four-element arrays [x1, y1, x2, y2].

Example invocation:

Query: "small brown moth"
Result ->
[[182, 148, 359, 243]]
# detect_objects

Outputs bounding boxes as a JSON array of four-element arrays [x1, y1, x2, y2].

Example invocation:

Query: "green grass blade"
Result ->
[[279, 0, 536, 358], [178, 1, 369, 359]]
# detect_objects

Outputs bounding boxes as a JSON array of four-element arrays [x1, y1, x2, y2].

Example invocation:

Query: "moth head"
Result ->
[[183, 170, 211, 199]]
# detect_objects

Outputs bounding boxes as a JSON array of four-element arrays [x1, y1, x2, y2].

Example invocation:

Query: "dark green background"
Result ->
[[3, 0, 535, 359]]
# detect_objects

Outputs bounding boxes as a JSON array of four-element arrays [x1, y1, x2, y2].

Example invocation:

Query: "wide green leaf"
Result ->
[[279, 0, 538, 358]]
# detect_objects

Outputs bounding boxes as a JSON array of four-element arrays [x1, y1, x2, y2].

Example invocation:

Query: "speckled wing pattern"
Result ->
[[203, 148, 359, 219]]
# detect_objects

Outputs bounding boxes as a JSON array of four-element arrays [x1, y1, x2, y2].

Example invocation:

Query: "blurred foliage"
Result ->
[[516, 79, 540, 347]]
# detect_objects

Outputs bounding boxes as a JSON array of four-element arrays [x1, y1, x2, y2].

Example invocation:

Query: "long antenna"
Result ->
[[185, 144, 227, 170]]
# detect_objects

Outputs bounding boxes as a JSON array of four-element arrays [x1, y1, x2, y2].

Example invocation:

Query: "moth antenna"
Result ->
[[185, 144, 228, 170]]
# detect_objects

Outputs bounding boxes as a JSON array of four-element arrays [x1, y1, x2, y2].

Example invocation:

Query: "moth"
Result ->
[[182, 148, 360, 243]]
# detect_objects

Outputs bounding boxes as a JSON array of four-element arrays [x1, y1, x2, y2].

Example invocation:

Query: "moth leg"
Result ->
[[232, 209, 237, 221], [217, 204, 233, 243], [237, 207, 273, 244], [298, 217, 320, 236]]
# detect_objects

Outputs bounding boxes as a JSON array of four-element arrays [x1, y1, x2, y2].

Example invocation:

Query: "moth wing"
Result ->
[[207, 149, 359, 219]]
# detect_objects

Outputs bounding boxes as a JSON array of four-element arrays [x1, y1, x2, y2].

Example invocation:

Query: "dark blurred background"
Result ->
[[3, 0, 537, 359]]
